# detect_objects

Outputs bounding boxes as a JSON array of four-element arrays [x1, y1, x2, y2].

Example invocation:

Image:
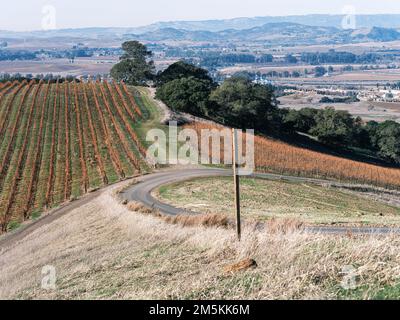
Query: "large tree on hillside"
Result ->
[[309, 107, 357, 146], [156, 77, 213, 116], [376, 121, 400, 163], [111, 41, 155, 85], [284, 107, 319, 133], [156, 61, 214, 86], [209, 77, 279, 132]]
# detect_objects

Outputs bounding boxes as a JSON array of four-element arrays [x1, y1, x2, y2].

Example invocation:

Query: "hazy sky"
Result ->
[[1, 0, 400, 31]]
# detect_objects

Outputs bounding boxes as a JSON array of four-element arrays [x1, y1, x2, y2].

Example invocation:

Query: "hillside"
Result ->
[[136, 14, 400, 32], [2, 14, 400, 46], [0, 80, 149, 232], [130, 23, 400, 44], [2, 14, 400, 37], [2, 82, 400, 300], [1, 177, 400, 299], [187, 122, 400, 189]]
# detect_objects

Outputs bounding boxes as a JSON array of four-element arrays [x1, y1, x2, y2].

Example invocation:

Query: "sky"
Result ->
[[1, 0, 400, 31]]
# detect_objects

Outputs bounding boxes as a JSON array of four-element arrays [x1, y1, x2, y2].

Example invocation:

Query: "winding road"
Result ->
[[120, 168, 400, 235], [1, 167, 400, 249]]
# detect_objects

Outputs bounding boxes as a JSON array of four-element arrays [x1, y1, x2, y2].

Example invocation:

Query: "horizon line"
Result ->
[[2, 12, 400, 33]]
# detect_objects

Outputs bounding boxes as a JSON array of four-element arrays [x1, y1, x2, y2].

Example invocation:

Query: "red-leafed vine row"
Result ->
[[0, 80, 148, 232]]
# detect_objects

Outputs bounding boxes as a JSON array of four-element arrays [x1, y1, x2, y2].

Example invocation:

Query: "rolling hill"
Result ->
[[0, 80, 150, 232], [129, 23, 400, 44]]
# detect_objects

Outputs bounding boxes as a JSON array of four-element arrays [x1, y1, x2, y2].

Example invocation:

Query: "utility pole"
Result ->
[[232, 128, 241, 241]]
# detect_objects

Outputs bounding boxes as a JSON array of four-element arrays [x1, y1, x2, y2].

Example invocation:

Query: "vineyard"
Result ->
[[187, 122, 400, 189], [0, 80, 149, 232]]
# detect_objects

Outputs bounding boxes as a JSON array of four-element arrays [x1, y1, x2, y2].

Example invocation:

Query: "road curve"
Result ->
[[121, 168, 400, 235]]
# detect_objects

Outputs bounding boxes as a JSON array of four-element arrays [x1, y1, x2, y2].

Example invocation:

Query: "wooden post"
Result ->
[[232, 128, 241, 241]]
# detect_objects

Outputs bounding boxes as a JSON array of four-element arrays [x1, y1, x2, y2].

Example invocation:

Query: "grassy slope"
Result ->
[[0, 82, 154, 231], [1, 180, 400, 300], [2, 88, 400, 300], [156, 176, 400, 226]]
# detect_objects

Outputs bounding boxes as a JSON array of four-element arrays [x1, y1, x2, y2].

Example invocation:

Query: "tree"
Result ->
[[209, 77, 279, 132], [310, 107, 357, 146], [284, 108, 319, 133], [364, 121, 380, 148], [285, 54, 298, 64], [156, 61, 213, 86], [376, 121, 400, 163], [314, 66, 327, 77], [156, 77, 213, 116], [110, 41, 155, 85], [292, 71, 301, 78]]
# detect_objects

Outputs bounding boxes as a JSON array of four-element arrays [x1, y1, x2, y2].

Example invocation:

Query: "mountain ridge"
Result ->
[[2, 14, 400, 36], [127, 23, 400, 45]]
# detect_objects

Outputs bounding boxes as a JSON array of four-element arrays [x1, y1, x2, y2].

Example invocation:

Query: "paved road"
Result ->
[[1, 168, 399, 250], [121, 168, 400, 235]]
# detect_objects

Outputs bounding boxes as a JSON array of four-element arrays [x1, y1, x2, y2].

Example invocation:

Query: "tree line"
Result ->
[[111, 41, 400, 164]]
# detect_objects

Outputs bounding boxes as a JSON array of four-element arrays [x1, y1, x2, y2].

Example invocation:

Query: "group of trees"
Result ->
[[319, 96, 359, 104], [0, 50, 36, 61], [111, 41, 400, 164], [200, 53, 274, 68], [154, 61, 215, 117], [284, 107, 400, 163], [300, 50, 380, 65], [155, 61, 280, 133]]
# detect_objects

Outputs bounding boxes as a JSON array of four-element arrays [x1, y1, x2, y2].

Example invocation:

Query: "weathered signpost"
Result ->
[[232, 128, 241, 241]]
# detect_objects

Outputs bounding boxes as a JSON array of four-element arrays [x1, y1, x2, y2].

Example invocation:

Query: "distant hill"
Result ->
[[1, 14, 400, 45], [128, 23, 400, 45], [367, 26, 400, 41], [134, 14, 400, 33]]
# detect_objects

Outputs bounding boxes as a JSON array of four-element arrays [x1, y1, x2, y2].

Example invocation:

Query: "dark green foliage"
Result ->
[[285, 54, 298, 64], [314, 66, 327, 77], [376, 121, 400, 163], [309, 108, 358, 146], [284, 108, 318, 133], [364, 121, 380, 148], [319, 96, 360, 103], [110, 41, 155, 85], [209, 77, 279, 132], [154, 60, 400, 165], [155, 77, 213, 116], [156, 61, 213, 86], [301, 50, 379, 65]]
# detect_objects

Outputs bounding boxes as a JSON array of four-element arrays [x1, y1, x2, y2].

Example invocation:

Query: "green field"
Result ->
[[156, 176, 400, 226]]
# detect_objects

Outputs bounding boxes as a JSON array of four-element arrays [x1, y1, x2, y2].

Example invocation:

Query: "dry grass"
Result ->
[[163, 213, 232, 228], [126, 201, 155, 215], [1, 181, 400, 300], [156, 177, 400, 226], [266, 218, 305, 234], [126, 201, 232, 228]]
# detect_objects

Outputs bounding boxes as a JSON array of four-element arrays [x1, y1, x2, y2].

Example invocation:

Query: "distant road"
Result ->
[[121, 168, 400, 235]]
